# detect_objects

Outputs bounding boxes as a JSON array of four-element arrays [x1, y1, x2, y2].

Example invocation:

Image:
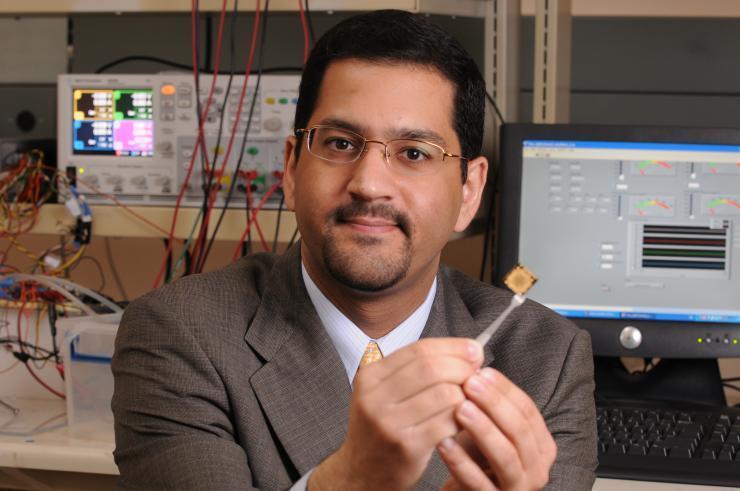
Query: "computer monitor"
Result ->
[[495, 124, 740, 361]]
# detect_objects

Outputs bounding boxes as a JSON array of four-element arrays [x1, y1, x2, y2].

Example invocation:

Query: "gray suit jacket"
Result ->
[[112, 245, 597, 490]]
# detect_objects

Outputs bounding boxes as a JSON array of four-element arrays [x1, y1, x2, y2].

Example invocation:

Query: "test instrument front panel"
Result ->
[[57, 73, 300, 208]]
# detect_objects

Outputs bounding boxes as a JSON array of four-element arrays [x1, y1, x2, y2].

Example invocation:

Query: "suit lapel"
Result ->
[[421, 270, 496, 366], [245, 253, 498, 485], [415, 270, 499, 488], [245, 246, 352, 475]]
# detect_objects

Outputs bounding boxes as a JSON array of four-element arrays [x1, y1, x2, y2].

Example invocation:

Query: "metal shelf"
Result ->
[[0, 0, 487, 17], [30, 204, 297, 241]]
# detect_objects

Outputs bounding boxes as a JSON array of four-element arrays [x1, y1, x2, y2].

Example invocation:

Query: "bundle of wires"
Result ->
[[146, 0, 318, 287], [188, 0, 313, 273], [0, 274, 122, 399], [0, 150, 55, 247], [0, 151, 90, 276]]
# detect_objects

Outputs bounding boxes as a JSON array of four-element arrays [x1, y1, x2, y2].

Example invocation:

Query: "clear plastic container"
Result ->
[[58, 313, 121, 434]]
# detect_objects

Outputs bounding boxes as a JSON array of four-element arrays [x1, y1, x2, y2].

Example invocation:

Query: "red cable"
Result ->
[[193, 2, 262, 273], [188, 0, 234, 265], [298, 0, 310, 64], [232, 179, 282, 261], [74, 178, 182, 239], [153, 0, 228, 288], [24, 360, 65, 399]]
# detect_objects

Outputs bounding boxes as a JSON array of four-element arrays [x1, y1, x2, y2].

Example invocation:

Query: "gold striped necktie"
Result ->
[[359, 340, 383, 368]]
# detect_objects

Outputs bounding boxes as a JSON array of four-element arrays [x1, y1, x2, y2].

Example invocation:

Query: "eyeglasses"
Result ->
[[294, 125, 468, 176]]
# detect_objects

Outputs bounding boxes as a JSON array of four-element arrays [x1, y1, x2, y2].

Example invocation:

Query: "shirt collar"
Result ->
[[301, 262, 437, 384]]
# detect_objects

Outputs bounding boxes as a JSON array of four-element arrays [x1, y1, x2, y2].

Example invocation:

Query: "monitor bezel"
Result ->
[[495, 123, 740, 358]]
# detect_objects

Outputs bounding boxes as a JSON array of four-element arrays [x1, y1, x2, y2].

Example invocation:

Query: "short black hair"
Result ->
[[294, 9, 486, 183]]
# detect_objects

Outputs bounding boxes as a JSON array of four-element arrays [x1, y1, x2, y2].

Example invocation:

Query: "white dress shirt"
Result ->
[[301, 262, 437, 384], [291, 262, 436, 490]]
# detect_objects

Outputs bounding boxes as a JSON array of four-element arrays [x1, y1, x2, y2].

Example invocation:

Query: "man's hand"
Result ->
[[437, 367, 557, 491], [309, 338, 484, 491]]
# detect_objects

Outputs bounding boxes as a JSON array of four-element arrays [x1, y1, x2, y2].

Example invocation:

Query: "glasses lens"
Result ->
[[309, 127, 364, 163], [387, 140, 444, 175]]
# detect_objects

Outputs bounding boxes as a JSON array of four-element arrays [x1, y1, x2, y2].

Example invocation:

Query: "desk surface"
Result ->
[[0, 400, 736, 489], [593, 478, 738, 490], [0, 398, 116, 475]]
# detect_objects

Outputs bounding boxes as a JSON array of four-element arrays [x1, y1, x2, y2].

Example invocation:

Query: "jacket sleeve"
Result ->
[[542, 329, 598, 490], [111, 292, 258, 490]]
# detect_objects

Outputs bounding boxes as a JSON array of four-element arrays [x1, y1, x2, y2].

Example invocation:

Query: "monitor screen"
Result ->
[[496, 124, 740, 358], [72, 88, 154, 157]]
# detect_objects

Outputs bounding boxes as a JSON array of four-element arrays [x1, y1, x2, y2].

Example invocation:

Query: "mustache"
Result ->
[[330, 201, 412, 238]]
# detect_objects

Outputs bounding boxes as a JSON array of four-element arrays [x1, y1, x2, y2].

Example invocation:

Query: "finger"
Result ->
[[390, 382, 466, 428], [463, 373, 542, 475], [479, 368, 556, 460], [455, 430, 487, 467], [455, 399, 524, 487], [368, 355, 480, 403], [360, 338, 483, 386], [437, 437, 498, 491], [403, 405, 460, 451]]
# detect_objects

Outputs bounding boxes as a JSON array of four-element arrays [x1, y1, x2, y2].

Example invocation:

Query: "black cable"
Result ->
[[287, 226, 299, 249], [244, 183, 253, 257], [94, 55, 302, 75], [205, 13, 213, 73], [95, 55, 193, 74], [12, 350, 56, 363], [272, 192, 285, 253], [47, 302, 61, 366], [304, 0, 316, 45], [723, 382, 740, 392], [479, 90, 505, 282], [192, 0, 240, 273], [723, 377, 740, 382], [71, 255, 106, 293], [163, 238, 173, 281], [184, 247, 192, 275], [485, 91, 505, 126], [0, 338, 56, 358], [104, 237, 128, 301], [199, 0, 271, 267], [190, 0, 205, 276]]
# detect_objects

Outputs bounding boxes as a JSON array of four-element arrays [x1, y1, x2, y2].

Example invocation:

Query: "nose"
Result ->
[[345, 141, 394, 201]]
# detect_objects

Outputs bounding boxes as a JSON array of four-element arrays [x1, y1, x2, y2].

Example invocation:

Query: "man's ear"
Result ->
[[454, 156, 488, 233], [282, 135, 298, 211]]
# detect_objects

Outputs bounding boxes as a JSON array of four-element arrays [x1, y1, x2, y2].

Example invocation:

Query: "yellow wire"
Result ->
[[49, 244, 86, 275], [6, 235, 46, 268]]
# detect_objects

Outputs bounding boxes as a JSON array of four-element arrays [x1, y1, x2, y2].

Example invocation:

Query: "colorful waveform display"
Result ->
[[700, 194, 740, 217], [629, 196, 675, 217], [636, 159, 673, 175], [706, 197, 740, 215], [703, 162, 740, 175], [640, 224, 728, 273]]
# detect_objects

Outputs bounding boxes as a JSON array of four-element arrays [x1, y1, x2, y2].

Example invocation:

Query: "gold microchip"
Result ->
[[503, 264, 538, 295]]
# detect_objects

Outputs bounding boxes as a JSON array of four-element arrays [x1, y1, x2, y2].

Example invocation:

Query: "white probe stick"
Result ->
[[475, 294, 526, 347]]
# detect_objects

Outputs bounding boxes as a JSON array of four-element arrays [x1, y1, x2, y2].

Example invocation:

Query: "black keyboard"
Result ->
[[596, 400, 740, 487]]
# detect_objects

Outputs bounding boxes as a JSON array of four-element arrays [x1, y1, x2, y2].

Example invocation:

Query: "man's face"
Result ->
[[283, 59, 486, 294]]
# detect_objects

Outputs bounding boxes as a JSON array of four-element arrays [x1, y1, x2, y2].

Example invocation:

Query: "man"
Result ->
[[112, 9, 597, 490]]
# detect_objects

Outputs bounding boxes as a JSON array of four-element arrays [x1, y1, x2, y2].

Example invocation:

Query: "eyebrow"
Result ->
[[315, 117, 450, 148], [394, 127, 448, 148]]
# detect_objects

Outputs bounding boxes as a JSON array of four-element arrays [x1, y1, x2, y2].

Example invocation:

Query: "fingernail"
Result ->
[[467, 376, 484, 394], [480, 367, 497, 382], [438, 437, 456, 453], [460, 400, 477, 419], [467, 341, 483, 361]]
